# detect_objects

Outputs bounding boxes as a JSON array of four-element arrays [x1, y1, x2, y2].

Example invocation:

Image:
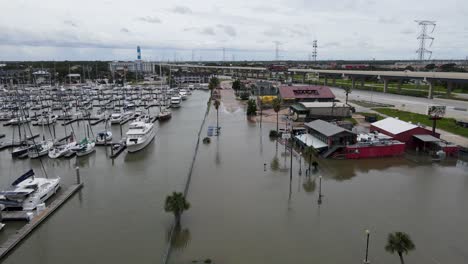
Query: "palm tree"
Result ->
[[213, 99, 220, 132], [304, 146, 317, 174], [272, 98, 281, 133], [385, 232, 415, 264], [344, 86, 351, 105], [164, 192, 190, 226], [209, 77, 220, 98]]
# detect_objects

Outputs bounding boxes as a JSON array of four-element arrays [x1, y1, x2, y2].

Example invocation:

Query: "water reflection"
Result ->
[[167, 226, 191, 251], [302, 177, 316, 193]]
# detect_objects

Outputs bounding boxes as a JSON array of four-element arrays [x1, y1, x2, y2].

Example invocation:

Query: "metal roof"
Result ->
[[295, 133, 328, 149], [371, 117, 418, 135], [279, 85, 335, 99], [413, 134, 441, 142], [300, 102, 347, 108], [305, 119, 355, 137]]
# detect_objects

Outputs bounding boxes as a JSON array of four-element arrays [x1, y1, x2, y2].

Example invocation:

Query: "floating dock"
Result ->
[[0, 183, 83, 259]]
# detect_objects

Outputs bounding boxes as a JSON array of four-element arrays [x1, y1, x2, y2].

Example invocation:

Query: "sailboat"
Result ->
[[157, 64, 172, 121], [73, 137, 96, 157]]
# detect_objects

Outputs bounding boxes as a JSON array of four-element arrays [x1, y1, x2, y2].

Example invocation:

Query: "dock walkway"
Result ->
[[0, 183, 83, 259]]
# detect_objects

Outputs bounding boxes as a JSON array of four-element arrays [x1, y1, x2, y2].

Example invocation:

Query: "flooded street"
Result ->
[[1, 90, 467, 264]]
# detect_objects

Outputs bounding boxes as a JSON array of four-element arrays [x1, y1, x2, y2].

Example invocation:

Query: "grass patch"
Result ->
[[343, 117, 358, 125], [355, 112, 385, 121], [373, 108, 468, 138], [349, 100, 394, 108]]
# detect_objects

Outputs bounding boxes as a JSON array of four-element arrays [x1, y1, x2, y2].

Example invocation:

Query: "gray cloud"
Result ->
[[137, 16, 161, 24], [217, 25, 236, 37], [120, 28, 130, 33], [401, 28, 415, 35], [378, 17, 399, 24], [323, 42, 341, 48], [172, 6, 192, 14], [201, 27, 215, 35], [63, 20, 78, 27]]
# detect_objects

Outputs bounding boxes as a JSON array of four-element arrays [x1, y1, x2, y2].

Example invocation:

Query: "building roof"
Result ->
[[413, 134, 441, 142], [279, 85, 335, 100], [305, 119, 354, 137], [371, 117, 418, 135], [300, 102, 348, 108], [295, 133, 328, 149]]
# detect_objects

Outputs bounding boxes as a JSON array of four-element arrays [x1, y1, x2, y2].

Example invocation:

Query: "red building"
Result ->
[[370, 117, 440, 148], [345, 133, 405, 159], [279, 85, 335, 104]]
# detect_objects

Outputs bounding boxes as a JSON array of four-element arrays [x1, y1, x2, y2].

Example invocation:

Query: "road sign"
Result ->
[[282, 133, 291, 139], [427, 105, 446, 117]]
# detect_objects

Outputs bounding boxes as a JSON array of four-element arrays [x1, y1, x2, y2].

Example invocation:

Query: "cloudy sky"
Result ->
[[1, 0, 468, 61]]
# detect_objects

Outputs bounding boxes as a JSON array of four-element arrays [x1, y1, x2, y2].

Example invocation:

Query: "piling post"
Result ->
[[75, 167, 81, 184]]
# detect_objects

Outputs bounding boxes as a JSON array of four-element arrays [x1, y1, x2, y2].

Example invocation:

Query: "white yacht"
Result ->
[[179, 90, 188, 100], [170, 96, 182, 108], [110, 112, 123, 124], [126, 121, 156, 153], [0, 169, 60, 211], [28, 141, 54, 159]]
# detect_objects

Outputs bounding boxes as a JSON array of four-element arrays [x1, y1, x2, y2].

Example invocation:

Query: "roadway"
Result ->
[[329, 86, 468, 121]]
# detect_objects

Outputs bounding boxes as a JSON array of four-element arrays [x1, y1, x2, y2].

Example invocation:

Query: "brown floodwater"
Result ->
[[0, 90, 467, 264]]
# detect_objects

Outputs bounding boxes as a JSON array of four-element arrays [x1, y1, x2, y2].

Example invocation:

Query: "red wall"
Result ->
[[346, 144, 406, 159], [370, 125, 440, 148]]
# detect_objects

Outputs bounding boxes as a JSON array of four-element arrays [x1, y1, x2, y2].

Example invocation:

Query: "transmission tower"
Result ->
[[415, 20, 436, 61], [222, 47, 226, 62], [273, 41, 282, 61], [191, 49, 195, 61], [312, 40, 318, 62]]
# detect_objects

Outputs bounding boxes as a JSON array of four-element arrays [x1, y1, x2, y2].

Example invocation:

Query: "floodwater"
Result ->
[[1, 90, 468, 264]]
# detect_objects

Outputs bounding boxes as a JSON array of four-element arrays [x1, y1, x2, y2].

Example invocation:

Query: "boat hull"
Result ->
[[126, 128, 156, 153]]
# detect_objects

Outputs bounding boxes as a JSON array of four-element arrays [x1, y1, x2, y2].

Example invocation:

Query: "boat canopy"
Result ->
[[11, 169, 35, 186]]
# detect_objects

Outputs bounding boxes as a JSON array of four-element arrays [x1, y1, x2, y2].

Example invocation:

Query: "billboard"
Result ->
[[427, 105, 446, 117]]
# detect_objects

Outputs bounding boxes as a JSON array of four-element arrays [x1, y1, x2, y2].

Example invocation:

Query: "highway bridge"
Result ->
[[167, 64, 468, 99]]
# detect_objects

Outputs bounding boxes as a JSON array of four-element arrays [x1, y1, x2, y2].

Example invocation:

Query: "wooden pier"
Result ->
[[0, 183, 83, 259]]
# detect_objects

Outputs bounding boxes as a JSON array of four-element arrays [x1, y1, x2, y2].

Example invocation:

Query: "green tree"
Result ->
[[164, 192, 190, 226], [232, 79, 241, 95], [213, 99, 220, 131], [385, 232, 415, 264], [304, 146, 317, 174], [272, 98, 281, 134], [209, 77, 220, 98], [246, 99, 257, 116]]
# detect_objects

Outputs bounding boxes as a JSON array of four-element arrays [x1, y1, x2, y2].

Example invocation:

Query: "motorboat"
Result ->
[[126, 121, 156, 153], [158, 108, 172, 121], [179, 90, 188, 100], [28, 141, 54, 159], [0, 169, 60, 211], [96, 131, 112, 143], [170, 96, 182, 108], [73, 138, 96, 157], [6, 117, 30, 125], [33, 114, 58, 125], [11, 144, 31, 158], [48, 141, 77, 159]]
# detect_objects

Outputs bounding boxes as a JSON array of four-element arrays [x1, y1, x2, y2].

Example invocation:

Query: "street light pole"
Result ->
[[364, 229, 370, 264], [318, 175, 323, 204]]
